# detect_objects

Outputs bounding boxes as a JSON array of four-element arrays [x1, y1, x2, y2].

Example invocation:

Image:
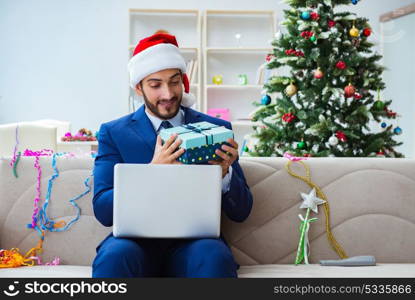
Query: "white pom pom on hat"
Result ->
[[127, 33, 196, 107]]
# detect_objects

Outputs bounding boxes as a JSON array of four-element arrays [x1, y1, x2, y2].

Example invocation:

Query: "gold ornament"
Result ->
[[285, 83, 298, 97], [349, 21, 360, 37]]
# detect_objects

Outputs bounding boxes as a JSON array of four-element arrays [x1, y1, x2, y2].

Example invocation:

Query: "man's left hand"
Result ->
[[208, 138, 239, 178]]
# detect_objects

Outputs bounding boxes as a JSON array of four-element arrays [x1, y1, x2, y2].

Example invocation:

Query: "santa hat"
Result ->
[[127, 33, 195, 107]]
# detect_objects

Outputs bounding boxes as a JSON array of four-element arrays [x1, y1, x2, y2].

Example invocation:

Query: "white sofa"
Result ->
[[0, 156, 414, 277], [0, 123, 57, 158], [0, 120, 71, 157]]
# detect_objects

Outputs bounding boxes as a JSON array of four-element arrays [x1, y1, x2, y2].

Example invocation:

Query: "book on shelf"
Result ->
[[255, 62, 274, 85], [186, 59, 197, 84], [191, 62, 198, 84], [256, 63, 265, 85]]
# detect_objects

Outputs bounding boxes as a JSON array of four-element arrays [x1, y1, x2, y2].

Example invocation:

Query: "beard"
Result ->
[[142, 90, 182, 120]]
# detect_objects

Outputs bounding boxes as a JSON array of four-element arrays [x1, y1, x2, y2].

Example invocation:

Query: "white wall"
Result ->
[[382, 12, 415, 158], [1, 0, 414, 136]]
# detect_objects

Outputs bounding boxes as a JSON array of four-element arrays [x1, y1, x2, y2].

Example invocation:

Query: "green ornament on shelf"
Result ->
[[297, 141, 306, 149]]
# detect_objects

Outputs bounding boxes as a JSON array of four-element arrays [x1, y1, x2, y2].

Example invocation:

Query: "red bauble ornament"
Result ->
[[354, 93, 362, 100], [328, 20, 336, 28], [344, 84, 356, 97], [363, 28, 372, 37], [300, 31, 314, 39], [303, 153, 312, 157], [310, 12, 320, 20], [336, 61, 347, 70], [335, 131, 347, 142], [314, 68, 324, 79], [282, 113, 296, 123]]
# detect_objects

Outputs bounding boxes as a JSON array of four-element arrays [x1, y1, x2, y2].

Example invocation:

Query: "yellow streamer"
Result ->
[[285, 160, 348, 259], [0, 231, 45, 268]]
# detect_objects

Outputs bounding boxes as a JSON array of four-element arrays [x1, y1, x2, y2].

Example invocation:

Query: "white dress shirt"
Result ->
[[145, 107, 232, 193]]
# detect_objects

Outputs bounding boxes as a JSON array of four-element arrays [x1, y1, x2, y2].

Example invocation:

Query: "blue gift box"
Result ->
[[159, 121, 234, 164]]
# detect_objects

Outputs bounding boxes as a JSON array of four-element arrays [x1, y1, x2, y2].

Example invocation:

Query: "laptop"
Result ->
[[113, 163, 222, 239]]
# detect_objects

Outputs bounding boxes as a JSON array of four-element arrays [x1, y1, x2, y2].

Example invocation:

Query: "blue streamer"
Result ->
[[36, 152, 92, 233]]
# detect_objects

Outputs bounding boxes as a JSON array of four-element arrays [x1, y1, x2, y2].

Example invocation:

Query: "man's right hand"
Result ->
[[150, 134, 185, 164]]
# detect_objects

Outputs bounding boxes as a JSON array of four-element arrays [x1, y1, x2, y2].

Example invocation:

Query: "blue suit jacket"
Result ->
[[93, 105, 253, 241]]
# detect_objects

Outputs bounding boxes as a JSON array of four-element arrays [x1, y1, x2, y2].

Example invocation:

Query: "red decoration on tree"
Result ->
[[363, 28, 372, 37], [344, 84, 356, 97], [266, 54, 275, 62], [300, 31, 314, 39], [384, 107, 397, 118], [328, 20, 336, 28], [310, 12, 320, 20], [354, 93, 362, 100], [336, 61, 347, 70], [303, 153, 312, 157], [335, 131, 347, 142], [314, 68, 324, 79], [282, 113, 296, 123], [285, 49, 304, 57]]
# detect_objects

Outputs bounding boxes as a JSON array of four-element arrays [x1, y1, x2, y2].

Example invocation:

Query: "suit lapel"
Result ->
[[129, 105, 157, 153], [182, 105, 202, 124]]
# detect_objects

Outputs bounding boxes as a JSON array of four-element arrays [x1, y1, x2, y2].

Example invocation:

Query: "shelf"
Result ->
[[129, 9, 199, 14], [129, 8, 202, 113], [57, 141, 98, 146], [207, 84, 263, 89], [232, 120, 260, 126], [203, 9, 276, 120], [128, 45, 198, 51], [206, 10, 275, 15], [206, 47, 273, 52]]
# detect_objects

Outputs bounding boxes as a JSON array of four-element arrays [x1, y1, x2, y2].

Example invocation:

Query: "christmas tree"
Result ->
[[247, 0, 404, 158]]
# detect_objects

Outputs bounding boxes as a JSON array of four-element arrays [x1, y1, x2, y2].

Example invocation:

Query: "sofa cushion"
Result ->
[[0, 265, 91, 278], [0, 157, 112, 266], [1, 157, 415, 276], [237, 264, 415, 278], [2, 264, 414, 278], [222, 157, 415, 265]]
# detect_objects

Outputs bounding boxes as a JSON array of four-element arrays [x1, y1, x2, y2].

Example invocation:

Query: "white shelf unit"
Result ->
[[128, 9, 202, 112], [203, 10, 276, 147]]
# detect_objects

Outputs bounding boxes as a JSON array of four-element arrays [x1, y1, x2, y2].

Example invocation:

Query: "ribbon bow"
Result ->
[[283, 152, 308, 162], [295, 213, 318, 265]]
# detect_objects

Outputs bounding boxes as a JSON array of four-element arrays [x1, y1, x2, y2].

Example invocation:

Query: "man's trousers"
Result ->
[[92, 234, 239, 278]]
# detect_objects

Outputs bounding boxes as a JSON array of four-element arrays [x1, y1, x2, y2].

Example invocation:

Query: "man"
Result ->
[[92, 33, 253, 278]]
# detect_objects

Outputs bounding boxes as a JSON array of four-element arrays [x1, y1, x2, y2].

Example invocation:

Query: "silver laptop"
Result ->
[[113, 163, 222, 239]]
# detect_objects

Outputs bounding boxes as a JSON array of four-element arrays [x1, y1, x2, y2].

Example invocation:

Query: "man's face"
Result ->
[[135, 68, 183, 120]]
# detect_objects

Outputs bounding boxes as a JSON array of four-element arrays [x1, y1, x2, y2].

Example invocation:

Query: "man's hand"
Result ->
[[151, 134, 185, 164], [208, 138, 239, 178]]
